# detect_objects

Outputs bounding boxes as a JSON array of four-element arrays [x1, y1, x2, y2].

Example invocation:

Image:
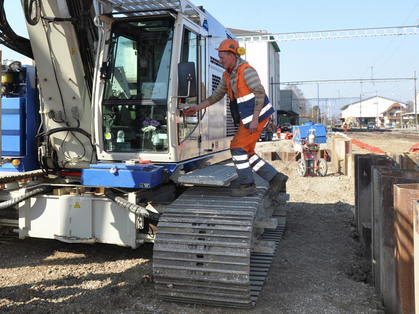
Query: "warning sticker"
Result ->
[[74, 202, 80, 208]]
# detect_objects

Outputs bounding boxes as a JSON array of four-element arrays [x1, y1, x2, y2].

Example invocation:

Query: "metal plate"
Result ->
[[178, 164, 238, 186]]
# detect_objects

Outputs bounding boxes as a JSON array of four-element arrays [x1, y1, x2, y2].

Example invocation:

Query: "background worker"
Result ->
[[182, 39, 288, 197]]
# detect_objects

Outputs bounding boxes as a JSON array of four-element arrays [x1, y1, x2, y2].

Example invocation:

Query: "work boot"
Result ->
[[230, 183, 258, 197], [267, 173, 288, 199]]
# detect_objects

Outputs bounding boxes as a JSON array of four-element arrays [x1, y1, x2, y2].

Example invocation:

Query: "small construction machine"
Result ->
[[293, 122, 328, 177]]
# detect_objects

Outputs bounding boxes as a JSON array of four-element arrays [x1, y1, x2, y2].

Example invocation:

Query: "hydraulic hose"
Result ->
[[23, 0, 41, 26], [0, 185, 53, 210], [0, 185, 162, 222], [0, 169, 46, 184], [104, 189, 161, 221], [0, 0, 34, 58]]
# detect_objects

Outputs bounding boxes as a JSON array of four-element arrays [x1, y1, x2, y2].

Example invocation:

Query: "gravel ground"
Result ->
[[0, 130, 418, 314]]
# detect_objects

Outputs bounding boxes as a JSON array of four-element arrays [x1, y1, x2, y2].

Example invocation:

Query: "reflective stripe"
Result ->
[[232, 154, 249, 161], [260, 102, 272, 116], [242, 115, 253, 125], [249, 154, 259, 164], [242, 102, 273, 125], [252, 160, 265, 172], [236, 162, 250, 169], [237, 93, 255, 104]]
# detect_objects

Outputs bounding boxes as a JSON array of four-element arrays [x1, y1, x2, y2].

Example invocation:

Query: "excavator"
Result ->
[[0, 0, 287, 308]]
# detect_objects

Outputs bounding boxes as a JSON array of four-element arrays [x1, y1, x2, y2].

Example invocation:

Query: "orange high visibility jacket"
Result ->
[[223, 64, 274, 129]]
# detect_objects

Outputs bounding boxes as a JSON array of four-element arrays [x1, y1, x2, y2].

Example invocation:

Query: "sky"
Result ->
[[196, 0, 419, 116], [2, 0, 419, 117]]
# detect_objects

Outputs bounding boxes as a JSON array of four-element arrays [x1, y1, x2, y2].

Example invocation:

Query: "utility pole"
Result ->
[[415, 71, 417, 131], [359, 82, 362, 128], [376, 90, 379, 127], [317, 83, 320, 123]]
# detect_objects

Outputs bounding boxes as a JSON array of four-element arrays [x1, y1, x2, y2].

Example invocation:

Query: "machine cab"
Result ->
[[93, 2, 230, 164]]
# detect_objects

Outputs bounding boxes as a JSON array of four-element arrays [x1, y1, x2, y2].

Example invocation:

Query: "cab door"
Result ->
[[177, 20, 207, 158]]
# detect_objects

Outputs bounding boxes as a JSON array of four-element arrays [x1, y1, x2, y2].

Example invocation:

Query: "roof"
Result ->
[[339, 95, 407, 110], [340, 95, 409, 119], [228, 28, 281, 53], [97, 0, 205, 25], [381, 102, 411, 114], [227, 28, 270, 36]]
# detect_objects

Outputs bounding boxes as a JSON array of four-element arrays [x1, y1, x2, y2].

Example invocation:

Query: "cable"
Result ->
[[374, 36, 409, 76], [104, 189, 161, 221], [40, 17, 69, 125], [0, 185, 52, 210], [401, 1, 419, 25], [368, 1, 419, 77], [0, 169, 46, 184], [0, 0, 33, 58], [35, 127, 94, 171], [390, 50, 419, 77], [23, 0, 41, 26]]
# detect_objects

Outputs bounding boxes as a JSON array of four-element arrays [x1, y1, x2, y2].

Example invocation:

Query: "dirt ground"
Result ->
[[0, 129, 418, 314]]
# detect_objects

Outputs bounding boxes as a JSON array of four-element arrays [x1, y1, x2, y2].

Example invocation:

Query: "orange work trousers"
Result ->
[[230, 116, 270, 156]]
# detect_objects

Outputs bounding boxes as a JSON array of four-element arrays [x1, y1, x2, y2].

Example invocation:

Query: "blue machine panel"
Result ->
[[293, 122, 327, 144], [82, 163, 164, 188], [1, 98, 25, 155], [1, 65, 39, 172]]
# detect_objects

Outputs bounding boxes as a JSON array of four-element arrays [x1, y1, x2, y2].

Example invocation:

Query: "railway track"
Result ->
[[153, 174, 287, 308]]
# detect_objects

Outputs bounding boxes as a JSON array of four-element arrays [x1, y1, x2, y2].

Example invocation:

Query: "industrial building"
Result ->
[[230, 28, 301, 125]]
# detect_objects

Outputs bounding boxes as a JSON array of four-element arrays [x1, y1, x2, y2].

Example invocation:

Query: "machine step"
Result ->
[[177, 164, 238, 186]]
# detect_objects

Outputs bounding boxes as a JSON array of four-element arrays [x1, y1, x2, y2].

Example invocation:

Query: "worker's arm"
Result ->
[[243, 67, 265, 113], [248, 110, 261, 134], [182, 99, 211, 117], [183, 76, 228, 117]]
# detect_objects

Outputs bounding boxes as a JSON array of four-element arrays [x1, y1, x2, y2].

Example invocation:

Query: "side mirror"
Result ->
[[178, 62, 196, 98]]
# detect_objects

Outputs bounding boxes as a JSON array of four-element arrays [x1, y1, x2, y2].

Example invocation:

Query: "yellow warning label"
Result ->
[[74, 202, 80, 208], [71, 48, 75, 55]]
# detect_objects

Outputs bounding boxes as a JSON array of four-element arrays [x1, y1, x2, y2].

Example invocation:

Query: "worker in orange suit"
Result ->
[[277, 125, 281, 138], [285, 131, 293, 140], [344, 123, 348, 132], [183, 39, 288, 198]]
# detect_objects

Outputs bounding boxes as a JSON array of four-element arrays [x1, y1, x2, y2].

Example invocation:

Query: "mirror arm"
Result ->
[[172, 80, 191, 100]]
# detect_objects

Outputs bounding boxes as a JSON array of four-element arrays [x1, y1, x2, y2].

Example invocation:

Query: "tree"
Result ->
[[406, 100, 413, 112], [285, 85, 311, 116], [308, 105, 320, 123]]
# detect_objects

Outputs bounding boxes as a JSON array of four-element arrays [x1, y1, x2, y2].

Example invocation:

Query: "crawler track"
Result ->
[[153, 178, 286, 308]]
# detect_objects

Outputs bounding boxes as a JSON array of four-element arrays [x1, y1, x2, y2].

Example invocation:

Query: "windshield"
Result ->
[[102, 17, 174, 153]]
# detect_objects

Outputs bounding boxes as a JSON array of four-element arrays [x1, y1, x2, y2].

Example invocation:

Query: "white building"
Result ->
[[229, 28, 282, 123], [341, 96, 407, 125]]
